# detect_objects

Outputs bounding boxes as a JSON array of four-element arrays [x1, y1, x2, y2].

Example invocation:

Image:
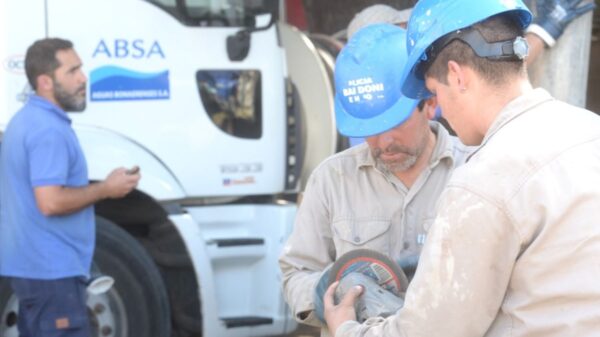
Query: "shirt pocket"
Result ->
[[332, 219, 392, 257]]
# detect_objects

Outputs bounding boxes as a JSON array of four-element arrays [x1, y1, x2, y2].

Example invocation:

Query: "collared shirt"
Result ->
[[337, 88, 600, 337], [279, 122, 472, 335], [0, 95, 94, 279]]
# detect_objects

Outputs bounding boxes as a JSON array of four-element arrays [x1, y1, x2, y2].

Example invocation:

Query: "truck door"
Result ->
[[45, 0, 289, 198]]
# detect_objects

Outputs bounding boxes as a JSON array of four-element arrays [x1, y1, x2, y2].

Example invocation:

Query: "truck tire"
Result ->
[[0, 278, 19, 336], [0, 217, 171, 337], [92, 216, 171, 337]]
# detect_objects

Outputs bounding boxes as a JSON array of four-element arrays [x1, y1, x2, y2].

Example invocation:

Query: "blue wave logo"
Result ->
[[90, 65, 170, 101]]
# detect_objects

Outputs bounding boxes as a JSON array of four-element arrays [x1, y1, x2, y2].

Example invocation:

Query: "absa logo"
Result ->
[[92, 39, 165, 59]]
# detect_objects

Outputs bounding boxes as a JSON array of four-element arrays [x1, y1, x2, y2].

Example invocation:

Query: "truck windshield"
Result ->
[[145, 0, 277, 27]]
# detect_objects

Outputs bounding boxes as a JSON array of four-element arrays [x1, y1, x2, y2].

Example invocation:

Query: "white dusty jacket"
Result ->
[[336, 88, 600, 337]]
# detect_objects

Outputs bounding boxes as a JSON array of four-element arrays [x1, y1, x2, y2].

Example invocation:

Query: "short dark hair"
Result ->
[[25, 38, 73, 90], [426, 14, 526, 87]]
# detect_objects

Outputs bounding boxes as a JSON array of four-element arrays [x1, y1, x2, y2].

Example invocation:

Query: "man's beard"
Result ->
[[373, 145, 420, 173], [54, 82, 86, 112], [372, 130, 429, 173]]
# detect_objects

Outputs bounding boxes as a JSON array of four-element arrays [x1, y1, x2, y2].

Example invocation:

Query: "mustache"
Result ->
[[372, 144, 415, 158]]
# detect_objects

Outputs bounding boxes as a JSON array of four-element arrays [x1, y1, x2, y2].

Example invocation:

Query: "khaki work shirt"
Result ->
[[279, 122, 471, 336], [336, 88, 600, 337]]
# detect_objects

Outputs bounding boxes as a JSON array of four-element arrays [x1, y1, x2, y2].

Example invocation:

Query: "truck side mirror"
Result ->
[[227, 13, 275, 62], [227, 31, 251, 61]]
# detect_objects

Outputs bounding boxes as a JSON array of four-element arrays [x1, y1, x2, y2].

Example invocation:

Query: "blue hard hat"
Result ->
[[401, 0, 533, 99], [334, 24, 419, 138]]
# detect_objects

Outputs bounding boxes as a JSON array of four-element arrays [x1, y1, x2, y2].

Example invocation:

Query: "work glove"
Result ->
[[528, 0, 596, 47]]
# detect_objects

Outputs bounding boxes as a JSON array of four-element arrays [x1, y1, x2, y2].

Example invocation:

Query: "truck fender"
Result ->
[[74, 125, 186, 200]]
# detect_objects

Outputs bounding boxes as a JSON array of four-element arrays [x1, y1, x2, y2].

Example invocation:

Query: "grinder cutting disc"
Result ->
[[328, 249, 409, 296]]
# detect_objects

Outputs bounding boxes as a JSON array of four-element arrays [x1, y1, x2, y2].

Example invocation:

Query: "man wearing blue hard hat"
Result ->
[[279, 23, 472, 337], [342, 0, 594, 147], [323, 0, 600, 336]]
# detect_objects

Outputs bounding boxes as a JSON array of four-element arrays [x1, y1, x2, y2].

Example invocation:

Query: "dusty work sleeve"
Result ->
[[279, 170, 336, 328], [336, 186, 522, 337]]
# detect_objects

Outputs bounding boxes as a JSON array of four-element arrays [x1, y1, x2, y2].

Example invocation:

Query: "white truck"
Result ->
[[0, 0, 338, 336]]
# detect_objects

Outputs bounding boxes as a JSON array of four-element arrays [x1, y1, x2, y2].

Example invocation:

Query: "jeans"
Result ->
[[10, 277, 91, 337]]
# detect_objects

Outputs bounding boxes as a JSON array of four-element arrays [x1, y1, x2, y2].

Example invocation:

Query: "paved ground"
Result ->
[[281, 324, 320, 337]]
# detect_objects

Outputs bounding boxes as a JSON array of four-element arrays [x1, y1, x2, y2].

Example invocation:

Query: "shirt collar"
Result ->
[[28, 94, 72, 124], [357, 121, 457, 170], [357, 142, 376, 168], [427, 121, 458, 168], [471, 88, 553, 158]]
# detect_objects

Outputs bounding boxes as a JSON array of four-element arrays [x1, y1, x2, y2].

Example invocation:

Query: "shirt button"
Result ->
[[354, 236, 360, 243]]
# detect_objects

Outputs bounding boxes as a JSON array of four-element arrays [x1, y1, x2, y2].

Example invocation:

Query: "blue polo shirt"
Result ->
[[0, 95, 94, 279]]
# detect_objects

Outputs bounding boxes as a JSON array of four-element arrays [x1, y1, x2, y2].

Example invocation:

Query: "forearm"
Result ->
[[527, 0, 596, 50], [525, 32, 546, 66], [280, 264, 325, 327], [35, 182, 107, 216], [279, 174, 334, 326], [279, 230, 332, 327]]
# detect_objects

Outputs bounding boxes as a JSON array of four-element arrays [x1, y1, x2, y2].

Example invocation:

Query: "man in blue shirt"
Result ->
[[0, 38, 141, 337]]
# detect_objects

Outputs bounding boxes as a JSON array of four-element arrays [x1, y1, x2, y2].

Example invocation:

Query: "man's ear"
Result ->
[[36, 74, 54, 92], [447, 60, 468, 92], [424, 96, 438, 120]]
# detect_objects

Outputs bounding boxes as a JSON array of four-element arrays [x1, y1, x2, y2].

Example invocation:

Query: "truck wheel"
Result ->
[[0, 278, 19, 336], [0, 217, 171, 337], [92, 216, 171, 337]]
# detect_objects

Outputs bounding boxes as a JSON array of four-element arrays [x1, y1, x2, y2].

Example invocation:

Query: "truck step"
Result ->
[[212, 238, 264, 247], [221, 316, 273, 328]]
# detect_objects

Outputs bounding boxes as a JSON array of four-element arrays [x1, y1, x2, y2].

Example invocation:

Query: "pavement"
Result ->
[[280, 324, 319, 337]]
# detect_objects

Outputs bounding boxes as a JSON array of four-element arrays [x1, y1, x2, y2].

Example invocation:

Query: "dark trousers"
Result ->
[[10, 277, 91, 337]]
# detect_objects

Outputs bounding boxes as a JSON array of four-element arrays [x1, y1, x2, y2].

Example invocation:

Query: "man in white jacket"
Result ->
[[324, 0, 600, 336]]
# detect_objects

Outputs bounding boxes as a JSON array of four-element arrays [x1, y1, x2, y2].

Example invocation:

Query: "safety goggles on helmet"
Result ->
[[415, 26, 529, 79]]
